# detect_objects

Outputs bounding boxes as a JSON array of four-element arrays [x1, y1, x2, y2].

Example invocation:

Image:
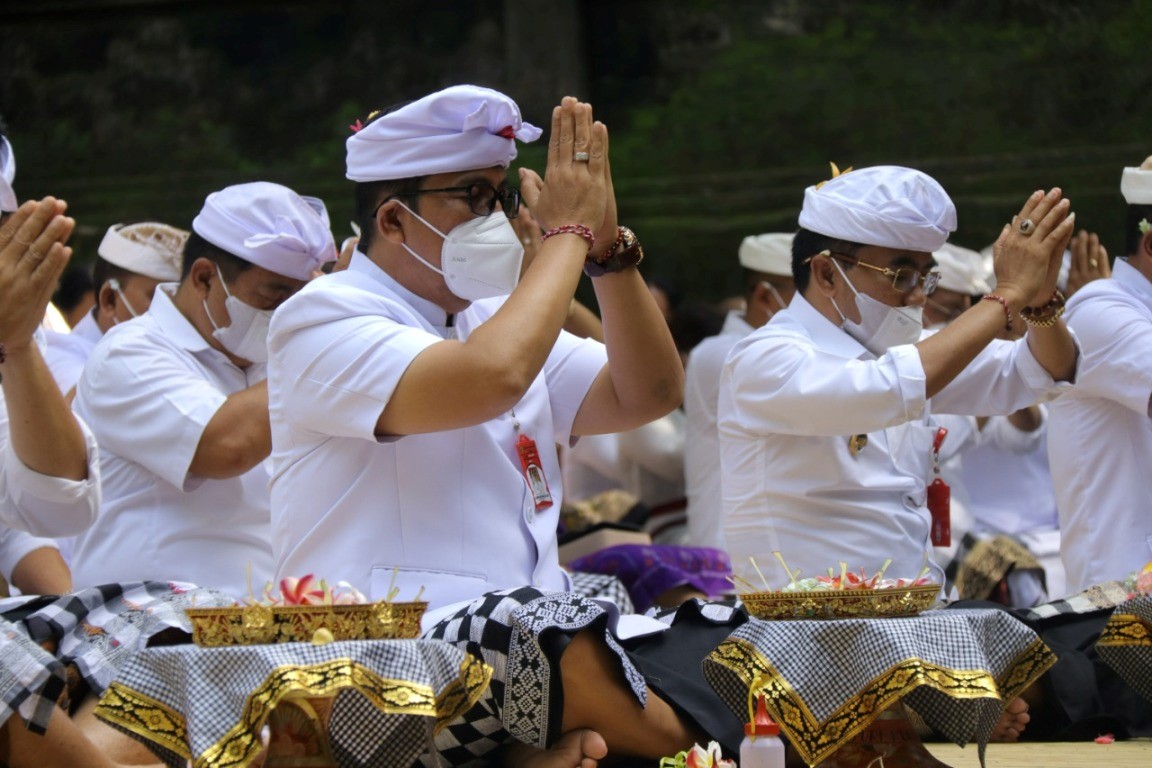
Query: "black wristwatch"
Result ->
[[583, 226, 645, 277]]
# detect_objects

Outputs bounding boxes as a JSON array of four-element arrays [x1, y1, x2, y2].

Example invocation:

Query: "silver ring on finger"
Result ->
[[1018, 218, 1036, 235], [573, 151, 590, 162]]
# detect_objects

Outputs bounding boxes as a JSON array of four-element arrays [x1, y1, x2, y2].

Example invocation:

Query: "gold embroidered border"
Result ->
[[709, 636, 1055, 767], [434, 655, 495, 733], [1097, 613, 1152, 648], [94, 682, 192, 761], [97, 655, 493, 768]]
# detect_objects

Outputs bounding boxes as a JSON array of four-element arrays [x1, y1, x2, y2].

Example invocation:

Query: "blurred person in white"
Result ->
[[0, 194, 142, 768], [926, 242, 1062, 606], [720, 166, 1077, 600], [1048, 155, 1152, 594], [562, 402, 687, 543], [70, 182, 333, 599], [0, 132, 98, 600], [948, 234, 1119, 602], [683, 232, 793, 550], [45, 221, 187, 395]]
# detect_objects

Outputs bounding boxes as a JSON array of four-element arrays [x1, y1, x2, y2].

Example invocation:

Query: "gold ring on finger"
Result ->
[[1089, 259, 1098, 268], [1018, 218, 1036, 235]]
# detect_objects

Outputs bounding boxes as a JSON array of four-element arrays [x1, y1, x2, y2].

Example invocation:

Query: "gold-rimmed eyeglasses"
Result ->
[[819, 250, 940, 295]]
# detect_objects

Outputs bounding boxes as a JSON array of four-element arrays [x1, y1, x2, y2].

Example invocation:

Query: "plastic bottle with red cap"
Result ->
[[740, 694, 785, 768]]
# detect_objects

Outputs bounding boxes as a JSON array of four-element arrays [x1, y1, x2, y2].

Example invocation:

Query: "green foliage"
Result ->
[[4, 0, 1152, 299]]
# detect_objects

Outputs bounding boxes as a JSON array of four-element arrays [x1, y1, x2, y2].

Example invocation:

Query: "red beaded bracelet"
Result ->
[[981, 294, 1013, 333], [541, 224, 595, 253]]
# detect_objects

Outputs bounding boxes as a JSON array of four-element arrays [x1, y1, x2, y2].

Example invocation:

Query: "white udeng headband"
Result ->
[[98, 223, 187, 282], [0, 136, 16, 212], [1121, 166, 1152, 205]]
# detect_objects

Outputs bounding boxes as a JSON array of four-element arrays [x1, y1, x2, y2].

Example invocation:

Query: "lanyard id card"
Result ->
[[512, 410, 553, 512], [928, 426, 951, 547]]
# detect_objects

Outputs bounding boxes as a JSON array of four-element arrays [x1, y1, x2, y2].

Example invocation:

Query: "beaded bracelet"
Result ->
[[1021, 290, 1066, 328], [981, 294, 1013, 333], [541, 224, 595, 253]]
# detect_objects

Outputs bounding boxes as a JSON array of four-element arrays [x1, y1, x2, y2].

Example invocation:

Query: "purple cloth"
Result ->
[[569, 544, 732, 612]]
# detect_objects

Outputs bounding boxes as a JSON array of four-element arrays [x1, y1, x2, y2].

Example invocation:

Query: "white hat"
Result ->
[[192, 182, 336, 281], [738, 233, 793, 276], [346, 85, 543, 182], [932, 242, 990, 295], [798, 165, 956, 253], [98, 222, 188, 282], [0, 136, 16, 213], [1120, 155, 1152, 204]]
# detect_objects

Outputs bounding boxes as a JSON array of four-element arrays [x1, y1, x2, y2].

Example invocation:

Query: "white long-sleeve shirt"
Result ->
[[720, 292, 1071, 588], [1049, 258, 1152, 592]]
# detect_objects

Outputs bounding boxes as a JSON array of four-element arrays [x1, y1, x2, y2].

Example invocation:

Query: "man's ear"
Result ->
[[377, 199, 408, 244], [809, 251, 839, 298], [188, 258, 216, 299], [1141, 230, 1152, 260], [97, 282, 117, 312]]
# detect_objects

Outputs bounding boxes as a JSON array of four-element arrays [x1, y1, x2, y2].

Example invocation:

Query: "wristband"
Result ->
[[1020, 290, 1066, 328], [541, 224, 595, 253], [584, 226, 645, 277], [981, 294, 1013, 333]]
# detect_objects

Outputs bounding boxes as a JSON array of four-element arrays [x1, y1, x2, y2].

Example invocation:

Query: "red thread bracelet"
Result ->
[[981, 294, 1013, 333], [541, 224, 595, 253]]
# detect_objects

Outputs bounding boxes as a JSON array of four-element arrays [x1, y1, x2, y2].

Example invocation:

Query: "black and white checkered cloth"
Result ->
[[703, 607, 1056, 767], [566, 570, 635, 614], [1018, 580, 1132, 622], [1097, 594, 1152, 705], [95, 638, 489, 768], [0, 617, 67, 733], [3, 581, 235, 695], [422, 586, 646, 765]]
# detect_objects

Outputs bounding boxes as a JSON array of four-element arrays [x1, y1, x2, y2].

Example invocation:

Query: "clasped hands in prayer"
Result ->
[[993, 188, 1076, 313]]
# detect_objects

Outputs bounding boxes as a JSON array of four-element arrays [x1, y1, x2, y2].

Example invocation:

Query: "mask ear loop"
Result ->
[[826, 255, 861, 327], [107, 278, 140, 318]]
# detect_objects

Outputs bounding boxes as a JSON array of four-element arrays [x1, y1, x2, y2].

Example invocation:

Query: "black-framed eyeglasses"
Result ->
[[392, 182, 521, 219], [823, 250, 940, 295]]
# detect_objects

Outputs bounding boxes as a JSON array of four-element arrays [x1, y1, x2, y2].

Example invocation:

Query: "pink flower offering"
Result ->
[[263, 574, 368, 606]]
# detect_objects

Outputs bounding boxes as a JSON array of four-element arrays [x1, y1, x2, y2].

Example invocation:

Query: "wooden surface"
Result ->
[[926, 740, 1152, 767]]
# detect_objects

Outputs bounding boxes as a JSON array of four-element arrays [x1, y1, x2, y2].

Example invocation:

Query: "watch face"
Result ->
[[618, 226, 638, 251]]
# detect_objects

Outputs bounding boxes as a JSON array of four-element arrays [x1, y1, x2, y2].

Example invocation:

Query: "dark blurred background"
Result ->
[[2, 0, 1149, 302]]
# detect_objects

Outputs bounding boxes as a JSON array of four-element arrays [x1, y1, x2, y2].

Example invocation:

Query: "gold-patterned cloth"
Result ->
[[953, 536, 1043, 601], [94, 638, 491, 768], [703, 607, 1055, 767], [1098, 595, 1152, 704]]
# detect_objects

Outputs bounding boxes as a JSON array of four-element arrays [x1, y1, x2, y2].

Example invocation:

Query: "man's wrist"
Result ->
[[584, 226, 644, 277]]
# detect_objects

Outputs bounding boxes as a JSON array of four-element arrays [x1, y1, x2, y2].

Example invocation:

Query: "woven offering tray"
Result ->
[[740, 583, 940, 620], [186, 601, 427, 647]]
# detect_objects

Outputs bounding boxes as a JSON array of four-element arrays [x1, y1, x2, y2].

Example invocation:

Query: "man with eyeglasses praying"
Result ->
[[719, 165, 1077, 615], [267, 85, 758, 766]]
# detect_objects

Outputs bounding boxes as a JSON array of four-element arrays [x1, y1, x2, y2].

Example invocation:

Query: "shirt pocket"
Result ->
[[887, 422, 937, 494]]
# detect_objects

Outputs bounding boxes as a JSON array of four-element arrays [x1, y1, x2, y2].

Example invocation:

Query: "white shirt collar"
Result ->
[[72, 311, 103, 344], [1112, 258, 1152, 313], [150, 283, 213, 353], [347, 250, 453, 335], [788, 291, 870, 359], [720, 310, 754, 337]]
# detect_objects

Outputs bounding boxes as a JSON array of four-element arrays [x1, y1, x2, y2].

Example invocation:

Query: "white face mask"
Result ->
[[830, 259, 923, 355], [203, 266, 273, 363], [107, 278, 140, 323], [397, 203, 524, 302]]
